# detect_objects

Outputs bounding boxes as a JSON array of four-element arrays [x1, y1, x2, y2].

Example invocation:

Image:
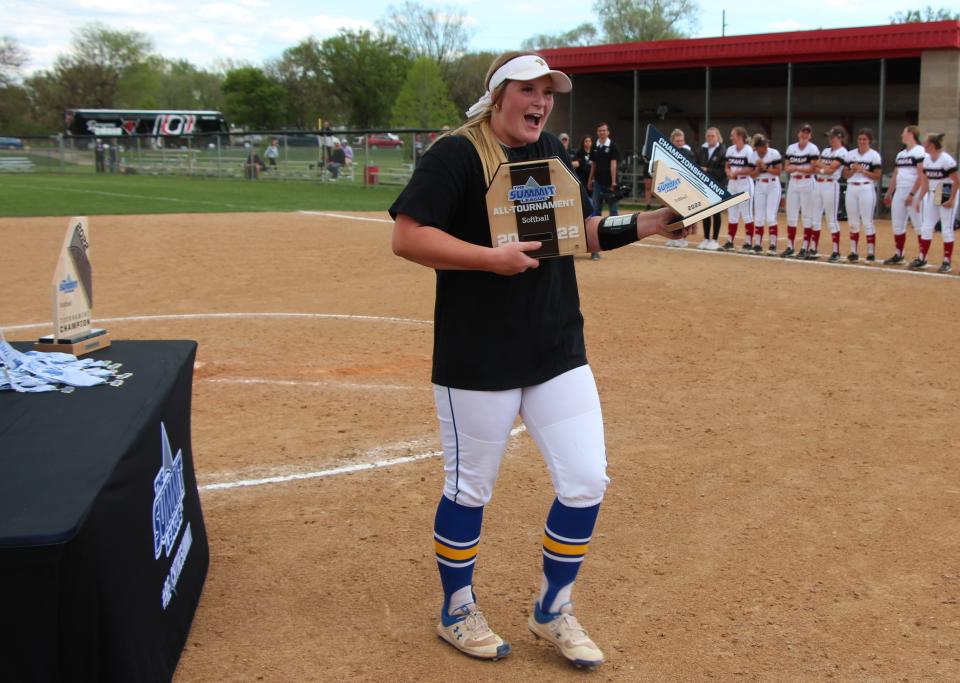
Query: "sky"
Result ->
[[2, 0, 923, 75]]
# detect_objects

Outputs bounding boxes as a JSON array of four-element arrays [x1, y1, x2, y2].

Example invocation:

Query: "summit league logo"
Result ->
[[508, 176, 557, 204], [153, 422, 193, 609]]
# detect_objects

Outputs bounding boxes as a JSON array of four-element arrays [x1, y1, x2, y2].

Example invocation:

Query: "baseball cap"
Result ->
[[488, 54, 572, 94], [825, 126, 846, 139], [467, 54, 573, 117], [799, 123, 813, 133]]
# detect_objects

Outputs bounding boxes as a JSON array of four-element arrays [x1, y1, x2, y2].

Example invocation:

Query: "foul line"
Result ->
[[297, 211, 955, 282], [634, 241, 958, 280], [299, 211, 393, 223], [200, 377, 413, 391], [3, 311, 433, 332], [200, 425, 527, 492]]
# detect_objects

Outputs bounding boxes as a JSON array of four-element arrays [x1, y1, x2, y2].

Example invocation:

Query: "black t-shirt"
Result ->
[[591, 139, 620, 186], [389, 132, 592, 391]]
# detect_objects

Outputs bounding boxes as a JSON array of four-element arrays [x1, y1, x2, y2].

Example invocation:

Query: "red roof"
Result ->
[[540, 21, 960, 73]]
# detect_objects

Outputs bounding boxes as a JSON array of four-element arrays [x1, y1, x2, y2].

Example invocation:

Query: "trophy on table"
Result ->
[[643, 124, 751, 229], [35, 216, 111, 356], [486, 157, 587, 259]]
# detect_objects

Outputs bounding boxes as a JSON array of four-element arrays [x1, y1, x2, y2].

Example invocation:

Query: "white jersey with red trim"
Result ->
[[845, 148, 882, 184], [818, 145, 847, 181], [923, 151, 957, 196], [726, 144, 754, 189], [894, 144, 925, 189], [751, 147, 782, 181], [785, 142, 820, 174]]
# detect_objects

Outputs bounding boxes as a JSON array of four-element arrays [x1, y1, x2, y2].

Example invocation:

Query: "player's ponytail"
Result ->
[[925, 132, 945, 150]]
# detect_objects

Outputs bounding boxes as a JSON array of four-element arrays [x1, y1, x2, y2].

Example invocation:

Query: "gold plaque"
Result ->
[[486, 157, 587, 259]]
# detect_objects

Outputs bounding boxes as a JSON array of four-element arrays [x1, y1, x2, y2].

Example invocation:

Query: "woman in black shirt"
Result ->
[[573, 134, 593, 187], [390, 50, 687, 669]]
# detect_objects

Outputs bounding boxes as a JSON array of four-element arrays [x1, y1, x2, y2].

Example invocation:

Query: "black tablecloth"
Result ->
[[0, 340, 209, 683]]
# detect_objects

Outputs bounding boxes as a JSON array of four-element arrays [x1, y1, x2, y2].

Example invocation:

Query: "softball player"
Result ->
[[721, 126, 755, 252], [750, 134, 782, 255], [815, 127, 848, 261], [782, 124, 820, 258], [882, 126, 925, 265], [913, 133, 959, 272], [390, 51, 690, 669], [842, 128, 882, 262]]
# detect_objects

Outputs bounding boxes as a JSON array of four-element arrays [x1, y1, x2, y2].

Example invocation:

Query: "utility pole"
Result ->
[[722, 10, 728, 37]]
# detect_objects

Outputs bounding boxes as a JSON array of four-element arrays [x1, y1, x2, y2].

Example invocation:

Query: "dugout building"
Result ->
[[542, 21, 960, 173]]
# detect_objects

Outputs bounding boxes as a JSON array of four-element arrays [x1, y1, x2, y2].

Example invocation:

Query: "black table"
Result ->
[[0, 340, 209, 683]]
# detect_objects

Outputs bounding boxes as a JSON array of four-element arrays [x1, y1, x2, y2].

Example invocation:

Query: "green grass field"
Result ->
[[0, 172, 403, 216]]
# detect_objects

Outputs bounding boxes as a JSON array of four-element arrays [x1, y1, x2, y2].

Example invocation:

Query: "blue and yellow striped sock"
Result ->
[[434, 495, 483, 616], [538, 498, 600, 615]]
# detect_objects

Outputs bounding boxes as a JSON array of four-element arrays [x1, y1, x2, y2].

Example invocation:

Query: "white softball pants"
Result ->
[[921, 194, 958, 242], [846, 183, 877, 235], [753, 180, 781, 228], [727, 178, 754, 223], [891, 186, 923, 235], [786, 180, 817, 228], [816, 180, 841, 233], [433, 365, 608, 509]]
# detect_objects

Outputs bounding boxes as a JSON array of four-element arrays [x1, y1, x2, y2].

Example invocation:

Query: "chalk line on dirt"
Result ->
[[200, 377, 413, 391], [3, 311, 433, 332], [200, 425, 527, 492]]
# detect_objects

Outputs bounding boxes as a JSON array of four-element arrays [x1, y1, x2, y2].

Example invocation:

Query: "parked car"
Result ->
[[0, 137, 24, 150], [364, 133, 403, 149]]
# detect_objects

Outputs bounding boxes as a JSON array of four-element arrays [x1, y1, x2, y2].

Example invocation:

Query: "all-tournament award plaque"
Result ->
[[35, 216, 111, 356], [644, 124, 750, 229], [486, 157, 587, 259]]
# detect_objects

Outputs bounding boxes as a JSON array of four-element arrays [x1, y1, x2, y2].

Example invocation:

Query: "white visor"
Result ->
[[465, 55, 572, 118]]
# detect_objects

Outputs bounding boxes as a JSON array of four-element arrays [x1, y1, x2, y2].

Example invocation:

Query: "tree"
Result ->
[[594, 0, 699, 43], [1, 36, 27, 87], [392, 57, 460, 128], [377, 2, 471, 77], [522, 23, 600, 49], [221, 67, 286, 128], [318, 30, 411, 127], [444, 51, 497, 121], [267, 38, 333, 130], [890, 6, 960, 22]]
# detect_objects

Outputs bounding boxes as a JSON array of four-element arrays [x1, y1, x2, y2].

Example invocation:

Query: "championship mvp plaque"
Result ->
[[486, 157, 587, 259]]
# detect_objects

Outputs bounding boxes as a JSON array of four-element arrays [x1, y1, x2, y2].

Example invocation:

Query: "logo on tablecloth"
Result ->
[[153, 422, 185, 560]]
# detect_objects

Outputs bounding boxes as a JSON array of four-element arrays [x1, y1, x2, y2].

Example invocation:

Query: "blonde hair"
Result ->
[[731, 126, 748, 144], [437, 50, 541, 185], [669, 128, 685, 142], [905, 125, 922, 145]]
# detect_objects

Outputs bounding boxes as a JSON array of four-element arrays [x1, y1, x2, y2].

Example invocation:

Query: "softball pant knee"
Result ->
[[434, 365, 609, 509]]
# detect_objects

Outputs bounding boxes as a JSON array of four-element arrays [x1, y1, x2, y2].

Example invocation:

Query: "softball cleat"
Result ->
[[938, 261, 952, 274], [437, 604, 511, 661], [528, 603, 604, 669], [908, 257, 928, 270]]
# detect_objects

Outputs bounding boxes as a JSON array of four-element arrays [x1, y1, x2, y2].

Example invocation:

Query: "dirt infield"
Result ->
[[2, 211, 959, 681]]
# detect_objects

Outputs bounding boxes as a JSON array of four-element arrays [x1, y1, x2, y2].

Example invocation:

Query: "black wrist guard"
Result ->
[[597, 213, 639, 251]]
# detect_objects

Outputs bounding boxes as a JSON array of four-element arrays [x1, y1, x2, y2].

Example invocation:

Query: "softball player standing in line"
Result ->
[[882, 126, 926, 265], [782, 124, 820, 258], [843, 129, 883, 262], [814, 126, 848, 261], [913, 133, 959, 272], [750, 134, 782, 255], [390, 51, 689, 669], [721, 126, 755, 252]]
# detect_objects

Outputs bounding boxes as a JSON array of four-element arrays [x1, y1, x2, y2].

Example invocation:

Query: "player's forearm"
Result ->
[[392, 219, 494, 271]]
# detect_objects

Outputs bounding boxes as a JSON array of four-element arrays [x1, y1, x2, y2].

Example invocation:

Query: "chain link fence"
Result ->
[[0, 130, 445, 187]]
